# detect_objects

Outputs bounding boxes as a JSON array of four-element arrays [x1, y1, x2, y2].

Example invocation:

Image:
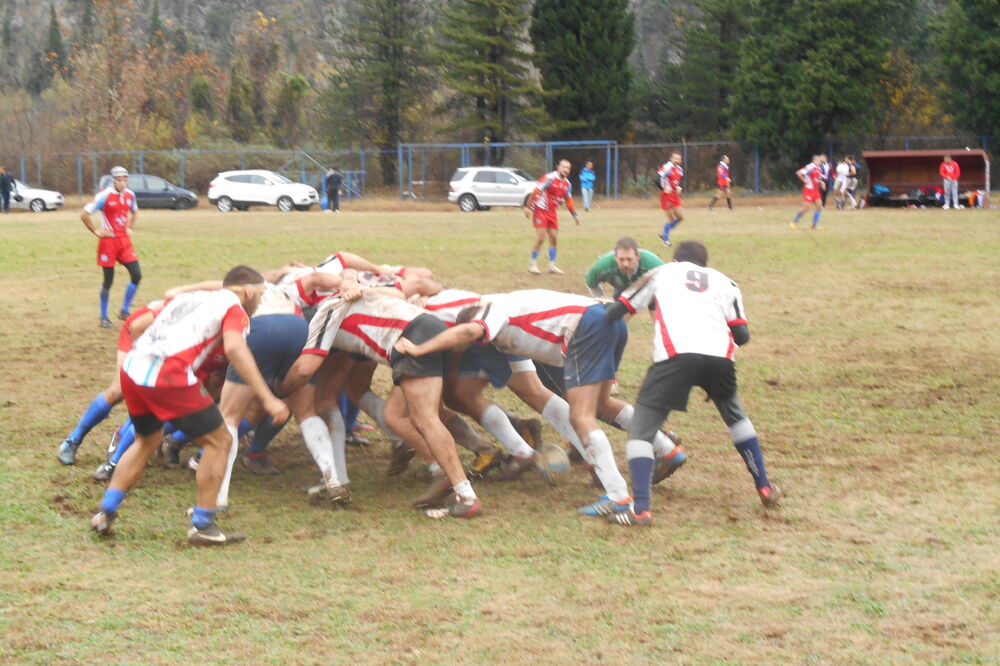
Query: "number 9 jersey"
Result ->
[[616, 262, 747, 362]]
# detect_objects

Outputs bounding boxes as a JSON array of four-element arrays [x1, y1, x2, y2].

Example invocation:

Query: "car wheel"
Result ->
[[29, 198, 45, 213], [174, 198, 192, 210], [216, 196, 233, 212], [458, 194, 478, 212], [276, 196, 294, 212]]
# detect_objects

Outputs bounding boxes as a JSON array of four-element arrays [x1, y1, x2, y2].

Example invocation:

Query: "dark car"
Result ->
[[98, 173, 198, 210]]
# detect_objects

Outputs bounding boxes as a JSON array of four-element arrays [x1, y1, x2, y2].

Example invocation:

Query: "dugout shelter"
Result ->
[[863, 149, 990, 207]]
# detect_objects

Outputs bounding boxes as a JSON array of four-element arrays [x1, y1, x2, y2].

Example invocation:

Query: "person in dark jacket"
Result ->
[[0, 167, 16, 213], [324, 167, 343, 213]]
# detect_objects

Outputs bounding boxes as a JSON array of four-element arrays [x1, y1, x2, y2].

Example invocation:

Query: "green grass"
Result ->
[[0, 200, 998, 663]]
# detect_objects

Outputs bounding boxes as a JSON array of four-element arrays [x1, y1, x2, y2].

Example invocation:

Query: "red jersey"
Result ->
[[716, 161, 730, 185], [531, 171, 573, 213], [939, 161, 961, 180], [797, 163, 823, 192], [658, 162, 684, 192], [84, 187, 137, 238]]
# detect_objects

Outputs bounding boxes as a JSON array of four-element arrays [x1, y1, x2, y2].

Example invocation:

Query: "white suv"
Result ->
[[11, 180, 65, 212], [208, 169, 319, 212], [448, 166, 535, 212]]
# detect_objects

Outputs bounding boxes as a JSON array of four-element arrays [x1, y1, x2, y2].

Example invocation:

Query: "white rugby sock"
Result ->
[[541, 395, 590, 463], [480, 404, 534, 458], [586, 429, 629, 502], [615, 404, 675, 457], [215, 424, 239, 508], [359, 391, 390, 432], [300, 416, 340, 486], [453, 479, 477, 502], [326, 408, 349, 485]]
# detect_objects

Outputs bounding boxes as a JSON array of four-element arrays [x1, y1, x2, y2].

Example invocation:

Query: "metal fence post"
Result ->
[[360, 150, 366, 198], [754, 144, 761, 193], [178, 151, 185, 188], [92, 154, 98, 192], [397, 144, 404, 199], [240, 151, 246, 170], [19, 155, 25, 182], [36, 154, 42, 185], [76, 155, 83, 199], [613, 143, 619, 198]]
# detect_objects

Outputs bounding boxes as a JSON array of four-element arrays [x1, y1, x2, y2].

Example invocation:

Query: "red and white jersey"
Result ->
[[716, 161, 730, 182], [315, 253, 348, 276], [123, 290, 249, 388], [532, 171, 573, 212], [797, 163, 823, 191], [84, 187, 137, 237], [473, 290, 597, 366], [303, 292, 422, 364], [274, 266, 341, 310], [618, 262, 747, 362], [357, 271, 402, 291], [255, 282, 300, 318], [658, 161, 684, 192], [419, 288, 482, 324]]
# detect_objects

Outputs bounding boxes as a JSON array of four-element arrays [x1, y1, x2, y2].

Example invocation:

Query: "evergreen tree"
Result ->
[[2, 7, 12, 49], [437, 0, 547, 154], [190, 74, 215, 118], [271, 74, 312, 148], [148, 0, 165, 51], [322, 0, 431, 185], [728, 0, 908, 161], [529, 0, 635, 140], [646, 0, 747, 139], [934, 0, 1000, 141], [29, 4, 68, 94], [226, 67, 256, 142], [75, 0, 95, 49]]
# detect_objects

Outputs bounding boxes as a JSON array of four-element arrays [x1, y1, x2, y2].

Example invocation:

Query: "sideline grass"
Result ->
[[0, 202, 998, 663]]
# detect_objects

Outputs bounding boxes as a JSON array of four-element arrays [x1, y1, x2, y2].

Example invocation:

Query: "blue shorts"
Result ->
[[226, 314, 309, 386], [563, 304, 627, 389], [457, 344, 527, 388]]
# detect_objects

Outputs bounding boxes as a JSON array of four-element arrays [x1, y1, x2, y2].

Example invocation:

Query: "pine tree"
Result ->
[[271, 74, 312, 148], [29, 4, 68, 94], [529, 0, 635, 140], [646, 0, 747, 139], [148, 0, 165, 51], [226, 67, 256, 142], [728, 0, 908, 161], [74, 0, 95, 49], [934, 0, 1000, 141], [437, 0, 547, 154], [322, 0, 431, 184]]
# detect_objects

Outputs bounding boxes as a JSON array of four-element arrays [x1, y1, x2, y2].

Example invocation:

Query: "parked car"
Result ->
[[448, 166, 535, 212], [207, 169, 319, 212], [98, 173, 198, 210], [10, 180, 65, 212]]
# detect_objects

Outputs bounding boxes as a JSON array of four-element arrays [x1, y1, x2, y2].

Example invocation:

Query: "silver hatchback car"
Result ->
[[448, 166, 535, 212]]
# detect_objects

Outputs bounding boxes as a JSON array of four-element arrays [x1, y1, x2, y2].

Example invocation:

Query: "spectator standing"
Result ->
[[324, 167, 343, 213], [0, 166, 15, 213], [579, 160, 596, 212], [939, 155, 962, 209]]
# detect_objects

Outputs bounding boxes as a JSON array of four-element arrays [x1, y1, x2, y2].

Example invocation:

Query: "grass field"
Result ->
[[1, 199, 998, 663]]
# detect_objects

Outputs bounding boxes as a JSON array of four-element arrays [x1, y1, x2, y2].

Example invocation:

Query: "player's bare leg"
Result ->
[[546, 227, 563, 273], [566, 381, 630, 506], [529, 226, 546, 274]]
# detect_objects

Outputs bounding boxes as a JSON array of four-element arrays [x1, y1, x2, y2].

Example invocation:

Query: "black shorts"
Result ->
[[132, 403, 224, 440], [635, 354, 737, 413], [390, 314, 448, 384], [226, 314, 308, 386]]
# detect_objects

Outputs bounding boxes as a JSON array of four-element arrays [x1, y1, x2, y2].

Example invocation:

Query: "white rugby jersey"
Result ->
[[303, 292, 424, 364], [123, 290, 249, 387], [254, 282, 299, 318], [475, 290, 597, 366], [420, 288, 482, 324], [618, 262, 747, 362], [315, 253, 348, 276]]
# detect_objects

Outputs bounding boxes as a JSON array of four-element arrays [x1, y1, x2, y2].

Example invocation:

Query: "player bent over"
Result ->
[[605, 240, 782, 526], [91, 266, 290, 546]]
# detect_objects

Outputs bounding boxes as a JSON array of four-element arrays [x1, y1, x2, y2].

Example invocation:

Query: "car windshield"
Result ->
[[14, 180, 32, 189], [268, 173, 292, 184], [511, 169, 531, 181]]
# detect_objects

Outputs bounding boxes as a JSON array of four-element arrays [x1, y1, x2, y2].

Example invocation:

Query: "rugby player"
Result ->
[[523, 159, 579, 275]]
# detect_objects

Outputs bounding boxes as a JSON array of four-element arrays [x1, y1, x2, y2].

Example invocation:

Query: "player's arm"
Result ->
[[80, 197, 112, 238], [127, 311, 156, 338], [565, 195, 580, 224], [584, 259, 608, 297], [393, 321, 484, 357], [523, 187, 541, 218], [224, 330, 290, 424], [337, 252, 382, 274], [606, 271, 657, 321], [164, 280, 223, 301]]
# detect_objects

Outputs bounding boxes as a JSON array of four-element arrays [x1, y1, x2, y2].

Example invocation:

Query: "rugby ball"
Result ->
[[539, 443, 571, 474]]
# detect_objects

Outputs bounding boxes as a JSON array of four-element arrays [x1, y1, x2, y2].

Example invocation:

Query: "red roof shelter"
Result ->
[[862, 149, 990, 206]]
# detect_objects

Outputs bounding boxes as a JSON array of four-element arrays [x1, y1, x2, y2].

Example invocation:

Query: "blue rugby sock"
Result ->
[[109, 420, 136, 465], [70, 393, 113, 443], [662, 222, 671, 238], [248, 416, 286, 453], [530, 250, 539, 261], [339, 392, 359, 432], [99, 488, 127, 513], [793, 212, 803, 223], [121, 281, 139, 313], [238, 418, 254, 438], [812, 211, 821, 228], [734, 436, 770, 489], [99, 287, 110, 319], [191, 506, 215, 530], [626, 439, 655, 514], [548, 247, 557, 262]]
